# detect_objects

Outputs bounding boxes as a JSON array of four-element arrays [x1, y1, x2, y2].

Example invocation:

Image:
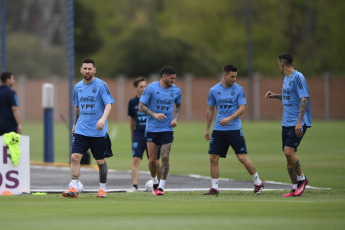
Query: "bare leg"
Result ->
[[131, 157, 141, 185], [71, 153, 83, 180], [160, 143, 172, 180], [156, 159, 161, 181], [284, 146, 302, 177], [236, 153, 256, 175], [209, 154, 220, 179], [147, 142, 158, 177]]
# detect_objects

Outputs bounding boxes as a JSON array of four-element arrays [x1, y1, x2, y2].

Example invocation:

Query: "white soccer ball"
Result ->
[[68, 181, 84, 193], [145, 179, 153, 192]]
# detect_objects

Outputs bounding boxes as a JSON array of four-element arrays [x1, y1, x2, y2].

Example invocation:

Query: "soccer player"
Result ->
[[138, 66, 182, 196], [62, 58, 114, 198], [127, 76, 161, 192], [0, 72, 22, 135], [265, 52, 311, 197], [204, 64, 264, 195]]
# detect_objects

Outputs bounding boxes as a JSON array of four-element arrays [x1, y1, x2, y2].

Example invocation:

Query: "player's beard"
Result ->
[[83, 74, 93, 81]]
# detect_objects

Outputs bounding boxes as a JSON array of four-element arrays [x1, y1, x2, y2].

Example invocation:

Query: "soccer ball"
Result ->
[[145, 179, 153, 192], [68, 181, 84, 193]]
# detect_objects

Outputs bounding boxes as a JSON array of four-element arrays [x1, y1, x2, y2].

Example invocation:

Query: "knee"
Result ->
[[71, 153, 81, 163], [236, 154, 247, 164], [284, 147, 295, 158], [209, 155, 219, 165], [161, 155, 169, 163]]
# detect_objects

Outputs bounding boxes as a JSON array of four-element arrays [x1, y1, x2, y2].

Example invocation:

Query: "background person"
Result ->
[[0, 72, 22, 135], [204, 64, 264, 195], [127, 76, 161, 192], [265, 52, 311, 197], [62, 58, 114, 198]]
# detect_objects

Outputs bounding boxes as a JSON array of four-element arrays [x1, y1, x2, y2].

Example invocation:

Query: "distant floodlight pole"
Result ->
[[1, 0, 6, 71], [68, 0, 74, 159]]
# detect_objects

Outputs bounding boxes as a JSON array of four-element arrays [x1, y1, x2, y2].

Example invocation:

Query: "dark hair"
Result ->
[[160, 66, 176, 78], [81, 58, 95, 67], [133, 76, 146, 87], [223, 64, 237, 73], [278, 52, 293, 66], [1, 72, 13, 84]]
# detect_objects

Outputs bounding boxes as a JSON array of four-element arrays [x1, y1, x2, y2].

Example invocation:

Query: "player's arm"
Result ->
[[72, 106, 80, 134], [129, 116, 135, 141], [295, 97, 308, 137], [170, 103, 181, 128], [205, 105, 215, 141], [138, 101, 166, 120], [265, 91, 282, 100], [96, 103, 112, 130], [11, 106, 22, 134], [219, 104, 246, 126]]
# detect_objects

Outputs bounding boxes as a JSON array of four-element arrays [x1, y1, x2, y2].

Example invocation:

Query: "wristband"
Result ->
[[297, 121, 302, 123]]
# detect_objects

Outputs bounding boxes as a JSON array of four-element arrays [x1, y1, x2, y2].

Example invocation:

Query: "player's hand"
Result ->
[[17, 124, 22, 134], [96, 118, 106, 130], [205, 130, 211, 141], [265, 91, 273, 98], [71, 125, 76, 135], [153, 113, 167, 120], [170, 118, 178, 127], [219, 117, 230, 126], [295, 122, 303, 137]]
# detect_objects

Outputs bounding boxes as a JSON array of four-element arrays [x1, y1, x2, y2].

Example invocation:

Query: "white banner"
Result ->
[[0, 135, 30, 195]]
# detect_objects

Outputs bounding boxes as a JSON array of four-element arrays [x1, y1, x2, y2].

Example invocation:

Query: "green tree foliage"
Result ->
[[78, 0, 345, 78], [74, 0, 103, 66]]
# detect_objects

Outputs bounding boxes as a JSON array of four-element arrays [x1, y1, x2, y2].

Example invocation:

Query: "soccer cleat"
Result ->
[[294, 178, 309, 196], [156, 188, 164, 195], [254, 182, 265, 194], [203, 188, 219, 195], [96, 189, 107, 198], [152, 184, 159, 196], [282, 189, 296, 197], [62, 187, 79, 198], [127, 187, 138, 193]]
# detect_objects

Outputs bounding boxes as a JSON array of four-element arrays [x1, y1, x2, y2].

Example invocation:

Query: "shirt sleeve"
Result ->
[[101, 81, 115, 105], [207, 89, 216, 106], [175, 88, 182, 105], [10, 92, 19, 107], [128, 99, 135, 117], [139, 85, 151, 105], [295, 75, 310, 99], [73, 87, 79, 107], [238, 87, 247, 105]]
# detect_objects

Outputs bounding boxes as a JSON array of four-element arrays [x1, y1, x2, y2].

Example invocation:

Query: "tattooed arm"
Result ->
[[295, 97, 308, 137], [138, 102, 167, 120], [265, 91, 282, 100], [170, 103, 181, 128]]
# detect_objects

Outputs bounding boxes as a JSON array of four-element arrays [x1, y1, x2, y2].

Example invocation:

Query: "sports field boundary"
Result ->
[[29, 164, 330, 193]]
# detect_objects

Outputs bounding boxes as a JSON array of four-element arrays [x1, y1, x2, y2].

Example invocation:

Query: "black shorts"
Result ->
[[132, 135, 161, 160], [208, 130, 247, 158], [146, 131, 174, 146], [72, 133, 113, 160], [282, 125, 308, 151]]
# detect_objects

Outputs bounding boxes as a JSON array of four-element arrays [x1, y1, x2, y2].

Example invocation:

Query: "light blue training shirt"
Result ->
[[73, 77, 115, 137], [139, 81, 182, 132], [282, 70, 311, 127], [208, 82, 246, 131]]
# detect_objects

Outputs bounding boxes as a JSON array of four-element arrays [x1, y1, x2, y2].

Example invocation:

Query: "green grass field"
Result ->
[[1, 120, 344, 230]]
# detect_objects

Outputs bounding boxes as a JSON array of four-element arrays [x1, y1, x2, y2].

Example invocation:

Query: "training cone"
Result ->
[[1, 190, 14, 195]]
